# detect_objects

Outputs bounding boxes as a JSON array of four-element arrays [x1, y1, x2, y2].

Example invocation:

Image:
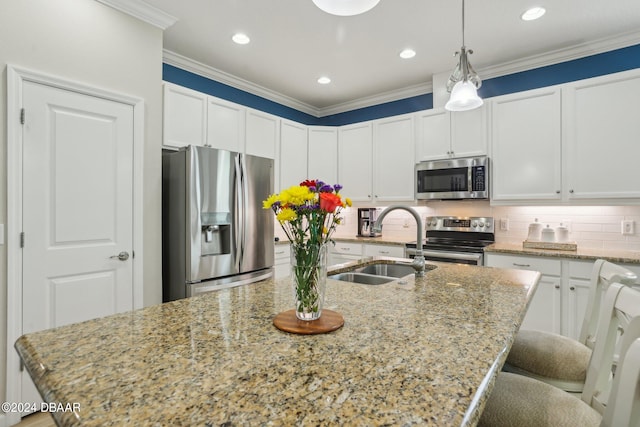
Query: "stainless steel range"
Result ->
[[405, 216, 495, 265]]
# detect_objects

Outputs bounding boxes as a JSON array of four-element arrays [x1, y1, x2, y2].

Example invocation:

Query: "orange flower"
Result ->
[[319, 192, 342, 213]]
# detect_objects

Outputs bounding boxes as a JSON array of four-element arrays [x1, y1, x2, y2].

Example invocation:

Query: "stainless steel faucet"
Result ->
[[372, 205, 426, 277]]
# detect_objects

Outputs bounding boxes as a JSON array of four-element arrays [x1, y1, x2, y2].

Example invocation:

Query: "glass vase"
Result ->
[[290, 242, 328, 321]]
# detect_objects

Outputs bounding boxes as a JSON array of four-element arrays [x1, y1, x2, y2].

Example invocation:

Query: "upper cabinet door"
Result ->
[[338, 122, 373, 202], [163, 83, 207, 149], [206, 96, 245, 152], [373, 114, 415, 202], [245, 109, 279, 159], [491, 87, 562, 201], [308, 127, 338, 184], [564, 69, 640, 199], [415, 108, 451, 161], [279, 120, 308, 191], [450, 106, 487, 159]]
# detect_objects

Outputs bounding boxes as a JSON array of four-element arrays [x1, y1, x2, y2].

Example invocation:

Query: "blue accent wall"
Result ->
[[163, 43, 640, 126]]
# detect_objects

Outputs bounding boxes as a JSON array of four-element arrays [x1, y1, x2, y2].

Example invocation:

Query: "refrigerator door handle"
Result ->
[[239, 153, 249, 268], [234, 154, 243, 271]]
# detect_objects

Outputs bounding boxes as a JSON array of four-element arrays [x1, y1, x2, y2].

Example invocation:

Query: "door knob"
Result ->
[[110, 251, 130, 261]]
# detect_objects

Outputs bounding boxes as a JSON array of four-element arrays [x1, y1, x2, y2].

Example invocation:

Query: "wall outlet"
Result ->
[[500, 218, 509, 231], [622, 220, 635, 235]]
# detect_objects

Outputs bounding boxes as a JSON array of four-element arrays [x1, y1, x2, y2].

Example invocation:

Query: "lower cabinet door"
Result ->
[[520, 274, 562, 334]]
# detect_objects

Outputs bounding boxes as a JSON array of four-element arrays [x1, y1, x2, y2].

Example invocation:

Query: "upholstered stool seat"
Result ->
[[504, 330, 592, 392], [478, 372, 601, 427]]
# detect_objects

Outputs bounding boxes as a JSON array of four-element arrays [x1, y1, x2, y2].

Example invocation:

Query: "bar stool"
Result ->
[[479, 283, 640, 427], [503, 259, 637, 393]]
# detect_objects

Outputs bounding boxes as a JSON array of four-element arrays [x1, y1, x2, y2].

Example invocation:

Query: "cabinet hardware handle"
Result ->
[[341, 248, 350, 251], [513, 263, 530, 268], [556, 190, 561, 194], [275, 250, 285, 255], [380, 251, 389, 254], [555, 285, 560, 289], [569, 189, 574, 193], [570, 286, 575, 291]]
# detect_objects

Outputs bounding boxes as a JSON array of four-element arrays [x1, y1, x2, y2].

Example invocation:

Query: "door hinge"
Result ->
[[20, 108, 25, 125], [20, 232, 25, 248]]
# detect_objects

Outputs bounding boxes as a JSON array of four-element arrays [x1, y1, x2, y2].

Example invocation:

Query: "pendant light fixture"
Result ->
[[445, 0, 483, 111], [312, 0, 380, 16]]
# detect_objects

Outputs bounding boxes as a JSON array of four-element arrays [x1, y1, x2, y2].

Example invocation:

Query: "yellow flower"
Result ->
[[279, 185, 315, 206], [345, 197, 352, 207], [263, 194, 279, 209], [276, 208, 297, 223]]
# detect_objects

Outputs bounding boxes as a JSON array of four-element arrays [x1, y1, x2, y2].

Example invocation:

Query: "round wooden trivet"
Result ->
[[273, 309, 344, 335]]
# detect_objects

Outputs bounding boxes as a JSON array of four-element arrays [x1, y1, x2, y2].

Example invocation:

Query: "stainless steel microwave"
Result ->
[[416, 156, 489, 200]]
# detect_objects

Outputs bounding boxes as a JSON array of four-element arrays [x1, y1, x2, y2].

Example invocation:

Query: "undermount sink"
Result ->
[[328, 261, 436, 285], [328, 272, 395, 285], [355, 263, 416, 278]]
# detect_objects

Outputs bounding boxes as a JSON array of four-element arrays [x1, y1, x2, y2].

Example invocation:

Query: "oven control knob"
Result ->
[[485, 221, 492, 228], [478, 222, 485, 228], [471, 221, 478, 228]]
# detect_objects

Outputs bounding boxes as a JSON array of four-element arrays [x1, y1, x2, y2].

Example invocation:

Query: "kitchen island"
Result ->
[[16, 260, 539, 426]]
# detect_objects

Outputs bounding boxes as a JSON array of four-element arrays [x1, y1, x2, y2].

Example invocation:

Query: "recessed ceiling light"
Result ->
[[317, 76, 331, 84], [521, 7, 546, 21], [400, 49, 416, 59], [232, 33, 250, 45]]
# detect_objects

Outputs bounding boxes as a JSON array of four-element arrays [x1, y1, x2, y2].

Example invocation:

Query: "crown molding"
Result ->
[[165, 30, 640, 117], [317, 82, 432, 117], [163, 50, 320, 117], [478, 29, 640, 81], [95, 0, 177, 30]]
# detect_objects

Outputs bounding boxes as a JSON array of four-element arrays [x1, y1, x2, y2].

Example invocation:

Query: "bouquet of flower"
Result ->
[[263, 180, 351, 319]]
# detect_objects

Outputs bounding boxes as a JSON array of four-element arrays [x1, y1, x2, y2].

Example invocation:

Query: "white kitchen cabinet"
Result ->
[[491, 87, 562, 201], [328, 242, 362, 266], [373, 114, 415, 202], [416, 107, 487, 162], [564, 260, 593, 340], [363, 243, 405, 258], [308, 127, 338, 184], [485, 253, 562, 335], [245, 108, 278, 159], [563, 69, 640, 199], [206, 96, 245, 152], [163, 82, 207, 149], [274, 243, 291, 279], [278, 120, 308, 191], [338, 122, 373, 202]]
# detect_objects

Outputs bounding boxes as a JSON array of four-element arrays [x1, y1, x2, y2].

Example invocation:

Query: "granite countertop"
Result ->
[[16, 260, 539, 426], [485, 242, 640, 265]]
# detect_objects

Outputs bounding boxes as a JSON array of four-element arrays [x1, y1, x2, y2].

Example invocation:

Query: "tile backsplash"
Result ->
[[328, 201, 640, 251]]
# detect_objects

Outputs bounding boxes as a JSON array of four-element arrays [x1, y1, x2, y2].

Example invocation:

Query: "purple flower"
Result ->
[[319, 185, 333, 193], [333, 184, 343, 193]]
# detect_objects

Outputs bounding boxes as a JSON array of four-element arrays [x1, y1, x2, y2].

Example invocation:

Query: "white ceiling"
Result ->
[[143, 0, 640, 116]]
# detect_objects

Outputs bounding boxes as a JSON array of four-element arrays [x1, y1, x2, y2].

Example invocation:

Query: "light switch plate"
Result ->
[[622, 220, 635, 235], [500, 218, 509, 231]]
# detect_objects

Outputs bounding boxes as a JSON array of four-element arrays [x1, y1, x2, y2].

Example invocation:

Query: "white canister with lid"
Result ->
[[556, 223, 570, 243], [527, 219, 543, 241], [541, 225, 556, 242]]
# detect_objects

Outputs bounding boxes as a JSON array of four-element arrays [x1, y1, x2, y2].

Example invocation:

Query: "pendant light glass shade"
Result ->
[[445, 80, 483, 111], [312, 0, 380, 16], [445, 0, 483, 111]]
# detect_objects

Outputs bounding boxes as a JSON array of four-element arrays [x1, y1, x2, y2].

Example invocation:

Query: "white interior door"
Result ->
[[20, 80, 135, 410]]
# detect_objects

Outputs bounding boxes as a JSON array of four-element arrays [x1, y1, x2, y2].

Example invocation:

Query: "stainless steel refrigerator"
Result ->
[[162, 145, 274, 301]]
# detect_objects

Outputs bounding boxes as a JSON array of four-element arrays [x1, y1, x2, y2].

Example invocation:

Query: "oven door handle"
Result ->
[[418, 249, 483, 263]]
